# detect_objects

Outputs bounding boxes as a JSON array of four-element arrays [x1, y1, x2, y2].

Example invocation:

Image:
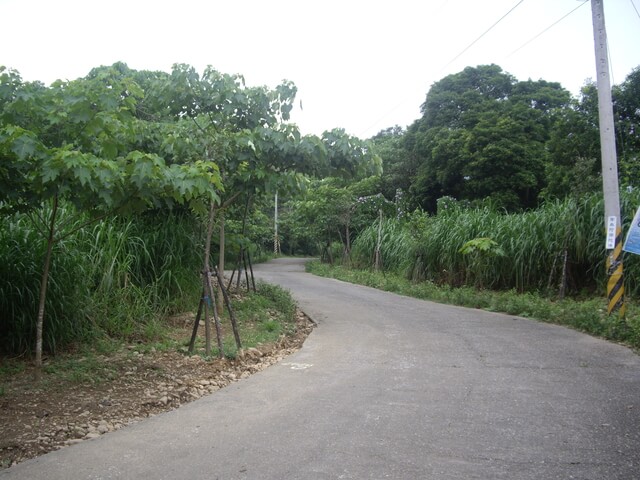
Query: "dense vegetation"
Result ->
[[277, 64, 640, 312], [374, 64, 640, 212], [0, 62, 378, 360], [2, 61, 639, 359], [348, 192, 640, 297]]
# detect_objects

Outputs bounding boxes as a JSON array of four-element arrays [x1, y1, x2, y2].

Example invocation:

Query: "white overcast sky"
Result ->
[[1, 0, 639, 138]]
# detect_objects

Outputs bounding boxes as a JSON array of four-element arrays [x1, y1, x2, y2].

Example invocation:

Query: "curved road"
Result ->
[[2, 257, 639, 479]]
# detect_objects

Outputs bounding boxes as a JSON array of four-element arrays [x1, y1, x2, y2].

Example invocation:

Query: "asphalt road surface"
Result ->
[[2, 257, 639, 479]]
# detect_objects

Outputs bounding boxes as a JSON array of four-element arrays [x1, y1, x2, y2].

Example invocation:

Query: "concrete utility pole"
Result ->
[[274, 190, 281, 255], [591, 0, 625, 316]]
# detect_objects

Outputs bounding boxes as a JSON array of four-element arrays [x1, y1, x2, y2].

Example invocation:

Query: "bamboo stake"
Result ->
[[214, 266, 242, 349], [188, 291, 205, 353]]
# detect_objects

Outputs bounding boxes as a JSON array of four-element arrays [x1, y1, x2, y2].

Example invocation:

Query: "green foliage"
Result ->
[[336, 189, 640, 299], [0, 207, 202, 354], [374, 64, 640, 212], [402, 191, 640, 297], [406, 65, 568, 212], [542, 88, 601, 199], [0, 205, 93, 354], [459, 237, 506, 289], [351, 217, 412, 272], [320, 128, 382, 179], [459, 237, 504, 255], [254, 282, 297, 322], [280, 175, 396, 259], [613, 67, 640, 188], [86, 211, 202, 340], [1, 62, 317, 361], [371, 126, 414, 202]]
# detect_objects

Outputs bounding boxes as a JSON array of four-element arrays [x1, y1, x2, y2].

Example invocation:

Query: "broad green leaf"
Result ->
[[101, 140, 118, 159], [10, 131, 38, 159], [73, 165, 91, 187]]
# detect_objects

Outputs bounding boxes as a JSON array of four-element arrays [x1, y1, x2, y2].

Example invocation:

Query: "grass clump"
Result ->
[[343, 192, 640, 299], [0, 206, 202, 356]]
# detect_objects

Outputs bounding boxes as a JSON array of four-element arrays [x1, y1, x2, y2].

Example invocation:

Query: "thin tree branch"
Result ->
[[219, 191, 242, 210], [55, 208, 120, 244], [26, 209, 49, 239]]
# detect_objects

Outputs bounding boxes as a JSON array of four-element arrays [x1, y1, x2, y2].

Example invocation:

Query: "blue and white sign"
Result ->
[[623, 207, 640, 255]]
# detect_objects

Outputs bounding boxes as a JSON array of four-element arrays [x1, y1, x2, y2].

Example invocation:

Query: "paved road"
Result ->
[[2, 258, 639, 479]]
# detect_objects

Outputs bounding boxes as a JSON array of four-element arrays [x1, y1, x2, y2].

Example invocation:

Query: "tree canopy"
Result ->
[[372, 64, 640, 212], [0, 61, 383, 364]]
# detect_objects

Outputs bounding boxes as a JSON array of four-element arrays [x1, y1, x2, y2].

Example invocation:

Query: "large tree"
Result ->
[[543, 83, 602, 199], [613, 67, 640, 187], [406, 65, 570, 211], [370, 126, 416, 204], [544, 66, 640, 199]]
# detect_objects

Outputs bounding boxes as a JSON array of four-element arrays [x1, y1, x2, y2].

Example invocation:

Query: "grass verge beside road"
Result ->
[[307, 261, 640, 351]]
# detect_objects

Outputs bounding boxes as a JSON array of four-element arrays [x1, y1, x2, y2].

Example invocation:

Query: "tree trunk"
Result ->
[[374, 209, 383, 271], [344, 223, 351, 266], [242, 251, 250, 292], [206, 270, 224, 358], [217, 211, 225, 315], [240, 196, 251, 290], [247, 250, 256, 292], [326, 241, 334, 265], [202, 201, 217, 355], [203, 279, 212, 355], [188, 293, 204, 353], [559, 248, 568, 300], [35, 195, 59, 379]]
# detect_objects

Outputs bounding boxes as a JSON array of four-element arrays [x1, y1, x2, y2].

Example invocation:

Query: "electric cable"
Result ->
[[359, 0, 527, 137], [441, 0, 527, 71], [630, 0, 640, 21], [507, 1, 589, 57]]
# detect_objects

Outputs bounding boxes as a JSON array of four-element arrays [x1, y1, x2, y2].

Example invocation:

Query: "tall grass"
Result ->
[[85, 211, 203, 341], [0, 205, 203, 355], [404, 192, 640, 297], [351, 217, 412, 272], [0, 206, 93, 354], [349, 191, 640, 299]]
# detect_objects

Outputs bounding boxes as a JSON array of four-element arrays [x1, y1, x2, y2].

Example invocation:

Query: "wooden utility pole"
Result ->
[[591, 0, 625, 316]]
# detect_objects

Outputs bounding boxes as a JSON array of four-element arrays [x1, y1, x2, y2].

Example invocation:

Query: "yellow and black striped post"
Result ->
[[274, 233, 281, 255], [607, 225, 625, 317]]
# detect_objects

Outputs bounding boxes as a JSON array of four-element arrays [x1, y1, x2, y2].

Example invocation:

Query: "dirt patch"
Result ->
[[0, 310, 314, 469]]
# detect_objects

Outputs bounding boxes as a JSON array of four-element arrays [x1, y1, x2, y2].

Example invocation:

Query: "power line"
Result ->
[[441, 0, 527, 71], [508, 1, 589, 58], [359, 0, 529, 137], [434, 0, 448, 16], [631, 0, 640, 21], [357, 2, 452, 137]]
